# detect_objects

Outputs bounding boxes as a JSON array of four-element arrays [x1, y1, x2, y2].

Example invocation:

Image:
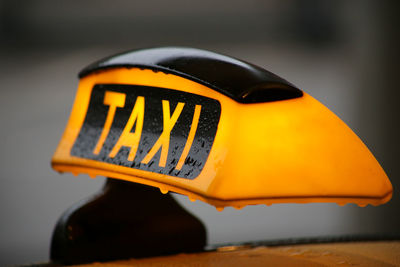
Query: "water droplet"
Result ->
[[216, 207, 224, 212], [160, 187, 168, 194]]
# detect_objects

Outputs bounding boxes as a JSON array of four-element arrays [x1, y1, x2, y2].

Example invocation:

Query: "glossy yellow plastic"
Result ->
[[52, 67, 392, 209]]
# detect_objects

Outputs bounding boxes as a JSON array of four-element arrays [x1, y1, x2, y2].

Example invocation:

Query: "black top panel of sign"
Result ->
[[79, 47, 303, 104]]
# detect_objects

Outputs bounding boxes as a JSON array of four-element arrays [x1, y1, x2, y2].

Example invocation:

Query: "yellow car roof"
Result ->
[[52, 47, 392, 210]]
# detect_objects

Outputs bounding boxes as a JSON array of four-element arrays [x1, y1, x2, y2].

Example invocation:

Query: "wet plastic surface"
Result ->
[[52, 48, 392, 209], [79, 47, 303, 103]]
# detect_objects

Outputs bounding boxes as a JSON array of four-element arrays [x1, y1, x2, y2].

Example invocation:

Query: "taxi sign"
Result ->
[[52, 47, 392, 209]]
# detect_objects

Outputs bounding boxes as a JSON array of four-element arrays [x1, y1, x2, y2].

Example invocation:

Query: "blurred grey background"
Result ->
[[0, 0, 399, 265]]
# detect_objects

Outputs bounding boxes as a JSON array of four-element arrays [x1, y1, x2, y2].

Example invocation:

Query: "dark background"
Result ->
[[0, 1, 399, 265]]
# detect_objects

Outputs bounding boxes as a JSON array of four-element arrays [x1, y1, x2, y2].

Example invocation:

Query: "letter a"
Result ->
[[109, 96, 145, 161], [93, 91, 126, 155], [141, 100, 185, 167]]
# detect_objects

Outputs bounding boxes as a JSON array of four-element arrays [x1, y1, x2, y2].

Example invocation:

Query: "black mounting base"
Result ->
[[50, 178, 206, 265]]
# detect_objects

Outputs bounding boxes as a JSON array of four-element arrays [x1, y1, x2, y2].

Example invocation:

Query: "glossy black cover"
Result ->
[[79, 47, 303, 103]]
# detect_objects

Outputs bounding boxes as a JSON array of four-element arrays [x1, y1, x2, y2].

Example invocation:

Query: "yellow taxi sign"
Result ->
[[52, 47, 392, 209]]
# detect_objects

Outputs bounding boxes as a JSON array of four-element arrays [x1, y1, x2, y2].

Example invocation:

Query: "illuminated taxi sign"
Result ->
[[52, 47, 392, 209], [71, 84, 221, 179]]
